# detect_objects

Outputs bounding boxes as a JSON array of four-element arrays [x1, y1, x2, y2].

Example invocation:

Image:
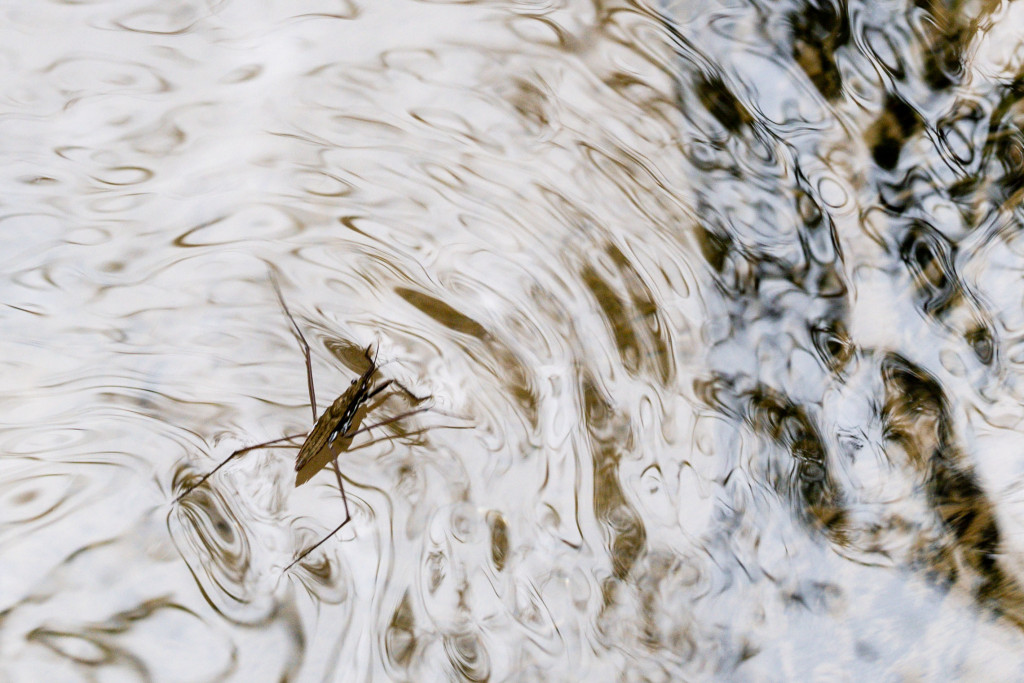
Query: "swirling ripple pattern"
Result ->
[[3, 0, 1024, 680]]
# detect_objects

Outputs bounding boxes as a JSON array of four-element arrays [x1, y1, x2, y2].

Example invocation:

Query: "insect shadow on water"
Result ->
[[175, 275, 432, 572]]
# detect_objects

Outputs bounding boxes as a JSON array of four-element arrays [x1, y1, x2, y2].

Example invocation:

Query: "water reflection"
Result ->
[[4, 0, 1024, 679]]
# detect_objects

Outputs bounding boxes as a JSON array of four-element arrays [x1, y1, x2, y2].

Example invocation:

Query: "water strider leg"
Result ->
[[272, 280, 432, 570], [359, 345, 429, 405], [275, 274, 352, 487], [175, 433, 306, 503], [346, 407, 431, 439], [364, 379, 393, 402], [284, 407, 432, 570], [390, 380, 431, 404], [178, 275, 312, 504], [271, 273, 317, 421], [361, 370, 430, 405], [274, 273, 357, 565], [358, 382, 433, 445], [285, 506, 352, 572]]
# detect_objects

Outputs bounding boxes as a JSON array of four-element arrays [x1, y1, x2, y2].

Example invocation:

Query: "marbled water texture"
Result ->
[[2, 0, 1024, 680]]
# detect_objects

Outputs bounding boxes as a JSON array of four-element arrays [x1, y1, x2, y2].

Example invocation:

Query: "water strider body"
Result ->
[[293, 344, 420, 487], [175, 276, 430, 571]]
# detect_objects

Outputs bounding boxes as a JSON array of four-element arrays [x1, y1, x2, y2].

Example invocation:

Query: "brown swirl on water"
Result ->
[[172, 484, 253, 591], [444, 630, 491, 682], [384, 590, 418, 671], [486, 510, 509, 572], [581, 372, 647, 583], [395, 286, 540, 428], [0, 473, 82, 531]]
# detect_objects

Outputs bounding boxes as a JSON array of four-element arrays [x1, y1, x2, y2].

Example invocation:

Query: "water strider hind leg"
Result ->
[[286, 507, 352, 572], [287, 381, 431, 567], [284, 407, 431, 570], [274, 272, 357, 568], [274, 272, 354, 485]]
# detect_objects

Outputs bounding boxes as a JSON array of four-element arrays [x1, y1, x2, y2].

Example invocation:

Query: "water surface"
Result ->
[[4, 0, 1024, 680]]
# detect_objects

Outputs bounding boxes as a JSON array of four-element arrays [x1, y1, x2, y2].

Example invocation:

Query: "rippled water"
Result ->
[[4, 0, 1024, 679]]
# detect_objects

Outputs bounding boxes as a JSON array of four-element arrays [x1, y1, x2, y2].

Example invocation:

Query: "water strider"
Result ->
[[175, 275, 431, 571]]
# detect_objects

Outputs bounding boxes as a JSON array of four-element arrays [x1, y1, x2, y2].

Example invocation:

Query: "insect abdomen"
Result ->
[[295, 387, 359, 472]]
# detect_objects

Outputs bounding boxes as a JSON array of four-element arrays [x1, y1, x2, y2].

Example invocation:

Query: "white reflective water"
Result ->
[[4, 0, 1024, 680]]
